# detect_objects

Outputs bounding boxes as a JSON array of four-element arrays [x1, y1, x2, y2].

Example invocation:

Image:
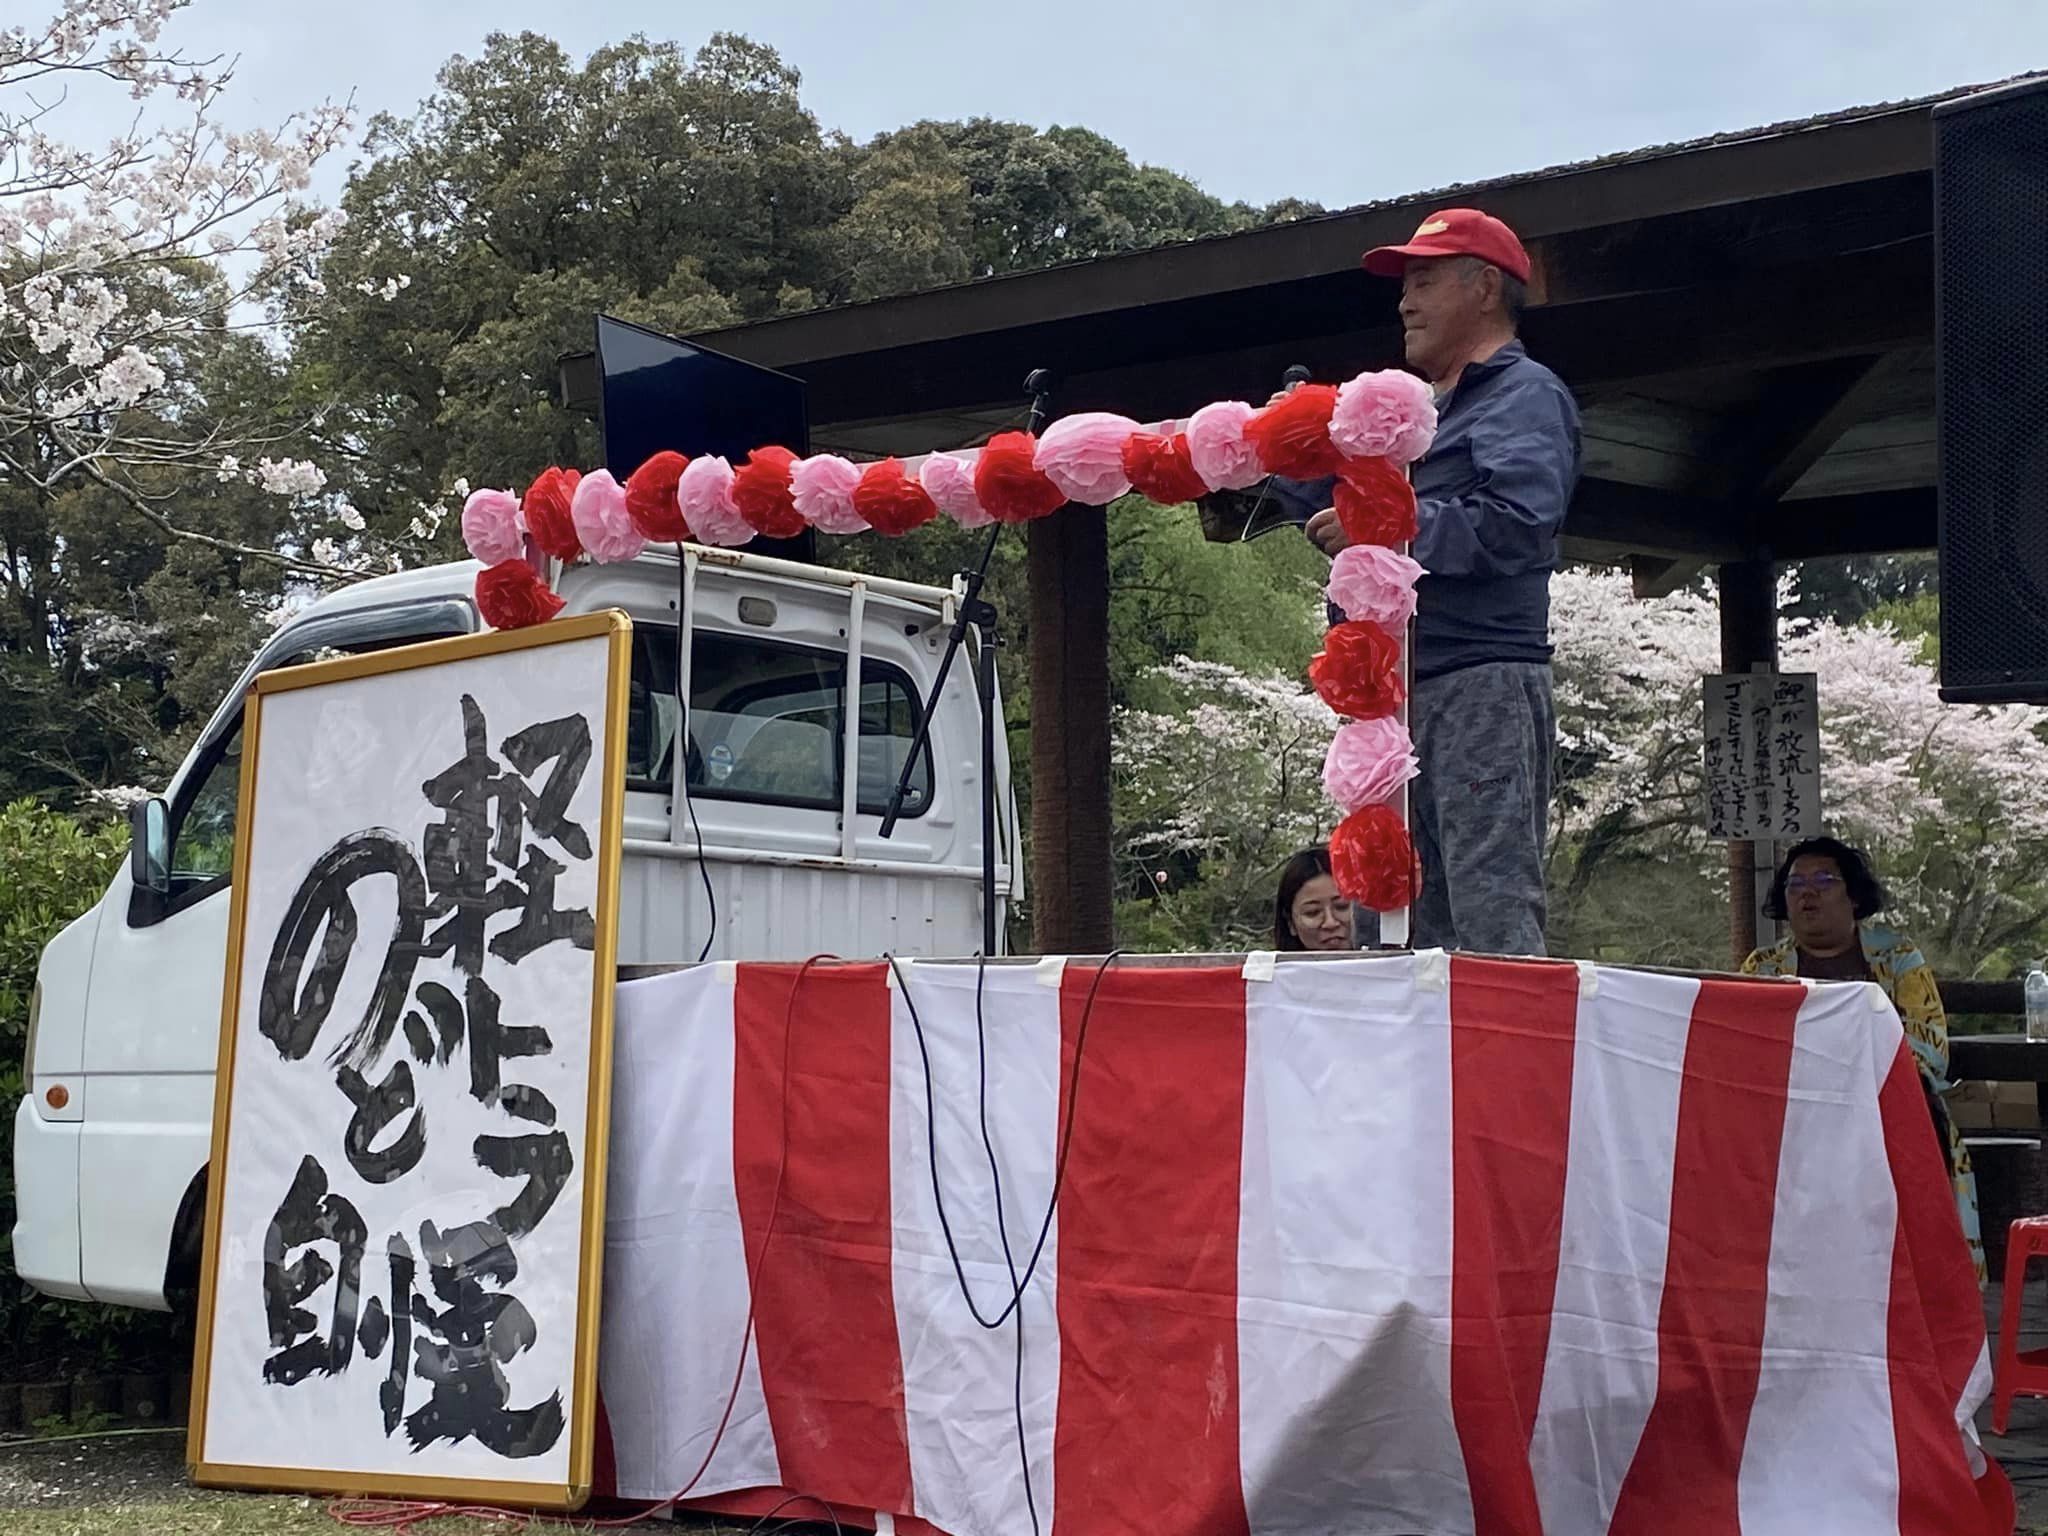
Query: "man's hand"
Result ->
[[1306, 507, 1349, 556]]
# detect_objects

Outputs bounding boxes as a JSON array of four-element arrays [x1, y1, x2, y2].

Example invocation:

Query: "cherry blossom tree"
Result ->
[[1547, 567, 2048, 971], [1113, 654, 1339, 951], [1111, 569, 2048, 971], [0, 0, 439, 583]]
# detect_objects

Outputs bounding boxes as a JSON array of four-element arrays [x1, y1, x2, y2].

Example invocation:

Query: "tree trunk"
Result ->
[[1028, 506, 1115, 954]]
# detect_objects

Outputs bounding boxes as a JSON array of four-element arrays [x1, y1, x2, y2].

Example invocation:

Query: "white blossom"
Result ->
[[254, 457, 327, 498]]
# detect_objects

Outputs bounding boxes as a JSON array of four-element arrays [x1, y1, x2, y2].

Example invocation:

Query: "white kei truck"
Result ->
[[11, 544, 1018, 1315]]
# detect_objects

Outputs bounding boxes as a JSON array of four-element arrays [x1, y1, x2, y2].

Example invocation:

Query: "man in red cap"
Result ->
[[1284, 208, 1580, 956]]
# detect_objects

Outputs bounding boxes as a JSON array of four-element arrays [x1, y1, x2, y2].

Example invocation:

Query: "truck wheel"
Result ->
[[163, 1170, 207, 1341]]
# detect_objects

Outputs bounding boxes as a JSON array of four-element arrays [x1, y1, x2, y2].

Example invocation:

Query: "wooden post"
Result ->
[[1718, 558, 1778, 965], [1028, 506, 1115, 953]]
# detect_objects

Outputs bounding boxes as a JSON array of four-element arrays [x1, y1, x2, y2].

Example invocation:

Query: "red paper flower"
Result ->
[[732, 446, 805, 539], [476, 559, 565, 631], [1333, 456, 1419, 547], [1244, 383, 1346, 480], [1329, 803, 1419, 912], [1308, 621, 1405, 719], [522, 466, 584, 562], [1122, 431, 1211, 505], [852, 458, 939, 537], [974, 431, 1067, 524], [624, 450, 691, 542]]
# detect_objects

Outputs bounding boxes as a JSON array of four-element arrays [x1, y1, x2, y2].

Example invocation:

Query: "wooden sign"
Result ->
[[1702, 671, 1821, 841], [189, 612, 631, 1510]]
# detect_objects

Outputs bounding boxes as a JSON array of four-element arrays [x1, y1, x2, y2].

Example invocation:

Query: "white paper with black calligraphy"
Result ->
[[199, 631, 615, 1489], [1701, 671, 1821, 841]]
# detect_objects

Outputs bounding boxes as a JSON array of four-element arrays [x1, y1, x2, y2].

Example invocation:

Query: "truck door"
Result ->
[[75, 597, 473, 1308]]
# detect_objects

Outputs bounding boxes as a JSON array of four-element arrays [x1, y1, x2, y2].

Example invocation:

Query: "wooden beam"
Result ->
[[1567, 478, 1741, 560], [769, 239, 1934, 435], [1698, 352, 1905, 507], [695, 107, 1935, 369], [1765, 487, 1935, 558], [1027, 506, 1115, 953], [1718, 558, 1779, 966], [1629, 556, 1706, 598]]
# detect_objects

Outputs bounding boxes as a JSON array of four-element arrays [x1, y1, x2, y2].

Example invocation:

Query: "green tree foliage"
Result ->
[[1, 263, 299, 802], [286, 31, 1314, 541], [0, 801, 173, 1369]]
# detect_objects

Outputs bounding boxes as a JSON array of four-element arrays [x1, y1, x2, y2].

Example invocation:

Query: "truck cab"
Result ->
[[12, 545, 1015, 1313]]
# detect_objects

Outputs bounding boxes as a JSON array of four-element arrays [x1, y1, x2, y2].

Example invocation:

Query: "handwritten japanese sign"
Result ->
[[192, 612, 630, 1509], [1701, 671, 1821, 841]]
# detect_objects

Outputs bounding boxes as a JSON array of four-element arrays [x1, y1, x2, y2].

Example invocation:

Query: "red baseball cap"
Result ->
[[1363, 208, 1532, 284]]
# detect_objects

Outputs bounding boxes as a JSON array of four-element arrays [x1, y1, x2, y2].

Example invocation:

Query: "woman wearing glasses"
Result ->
[[1742, 836, 1985, 1284]]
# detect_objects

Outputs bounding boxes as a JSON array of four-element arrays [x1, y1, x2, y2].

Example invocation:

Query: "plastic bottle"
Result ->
[[2027, 962, 2048, 1043]]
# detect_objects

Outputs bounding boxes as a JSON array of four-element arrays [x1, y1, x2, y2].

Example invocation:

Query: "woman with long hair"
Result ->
[[1274, 846, 1356, 952]]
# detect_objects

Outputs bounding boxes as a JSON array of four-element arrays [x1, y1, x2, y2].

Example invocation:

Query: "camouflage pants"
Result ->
[[1408, 661, 1554, 957]]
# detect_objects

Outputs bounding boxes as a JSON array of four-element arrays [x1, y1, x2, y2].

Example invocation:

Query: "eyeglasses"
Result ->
[[1785, 872, 1844, 894]]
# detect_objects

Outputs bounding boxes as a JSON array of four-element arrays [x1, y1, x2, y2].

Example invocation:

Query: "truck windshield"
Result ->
[[627, 627, 934, 818]]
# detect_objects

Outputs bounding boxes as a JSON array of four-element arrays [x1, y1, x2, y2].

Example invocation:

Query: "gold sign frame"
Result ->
[[187, 610, 632, 1511]]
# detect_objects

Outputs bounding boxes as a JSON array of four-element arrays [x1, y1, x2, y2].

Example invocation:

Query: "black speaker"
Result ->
[[1936, 79, 2048, 703]]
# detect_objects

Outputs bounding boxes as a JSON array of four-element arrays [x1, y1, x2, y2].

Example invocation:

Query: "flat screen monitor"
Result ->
[[594, 314, 814, 562]]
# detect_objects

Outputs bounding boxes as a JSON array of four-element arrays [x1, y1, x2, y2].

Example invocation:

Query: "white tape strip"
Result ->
[[1035, 955, 1067, 989], [714, 959, 738, 986], [1242, 950, 1278, 983], [1413, 947, 1450, 993], [1576, 959, 1600, 1000]]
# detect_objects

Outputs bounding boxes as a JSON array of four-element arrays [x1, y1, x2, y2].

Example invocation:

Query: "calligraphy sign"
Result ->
[[1701, 671, 1821, 841], [189, 611, 631, 1509]]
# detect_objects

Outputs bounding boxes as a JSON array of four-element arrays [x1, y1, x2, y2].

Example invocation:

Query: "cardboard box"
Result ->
[[1946, 1079, 2042, 1133]]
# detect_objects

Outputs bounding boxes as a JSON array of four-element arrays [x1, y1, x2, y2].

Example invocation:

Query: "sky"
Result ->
[[67, 0, 2048, 214]]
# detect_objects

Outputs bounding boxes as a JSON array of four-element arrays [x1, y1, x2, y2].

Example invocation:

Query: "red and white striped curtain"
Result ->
[[595, 953, 2008, 1536]]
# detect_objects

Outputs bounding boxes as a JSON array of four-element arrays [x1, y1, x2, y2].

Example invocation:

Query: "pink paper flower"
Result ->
[[460, 488, 524, 567], [1330, 369, 1438, 466], [569, 469, 645, 564], [1036, 411, 1139, 504], [919, 453, 994, 529], [790, 453, 869, 534], [1323, 717, 1419, 812], [1185, 400, 1266, 491], [1327, 544, 1425, 633], [678, 455, 753, 547]]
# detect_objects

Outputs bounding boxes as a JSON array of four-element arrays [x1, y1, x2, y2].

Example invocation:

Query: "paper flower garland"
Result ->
[[1327, 545, 1425, 635], [462, 369, 1433, 582], [1330, 803, 1421, 913], [459, 366, 1436, 925], [475, 560, 565, 630], [460, 489, 523, 567], [1323, 717, 1419, 811]]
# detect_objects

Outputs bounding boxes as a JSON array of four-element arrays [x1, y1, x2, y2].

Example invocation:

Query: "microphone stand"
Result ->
[[878, 369, 1057, 959]]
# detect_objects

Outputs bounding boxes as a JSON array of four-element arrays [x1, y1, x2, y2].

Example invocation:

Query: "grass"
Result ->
[[4, 1495, 591, 1534], [0, 1492, 767, 1535]]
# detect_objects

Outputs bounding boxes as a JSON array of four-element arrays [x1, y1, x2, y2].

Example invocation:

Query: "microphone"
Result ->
[[1238, 364, 1316, 540]]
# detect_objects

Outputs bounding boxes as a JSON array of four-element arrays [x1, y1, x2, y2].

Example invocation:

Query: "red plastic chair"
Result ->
[[1993, 1216, 2048, 1432]]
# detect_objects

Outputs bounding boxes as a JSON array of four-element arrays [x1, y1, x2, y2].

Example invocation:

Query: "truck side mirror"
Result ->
[[129, 797, 170, 897]]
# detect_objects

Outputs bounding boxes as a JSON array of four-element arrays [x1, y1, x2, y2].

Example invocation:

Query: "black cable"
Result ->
[[973, 949, 1035, 1536], [884, 949, 1124, 1536], [676, 542, 718, 963], [742, 1491, 846, 1535]]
